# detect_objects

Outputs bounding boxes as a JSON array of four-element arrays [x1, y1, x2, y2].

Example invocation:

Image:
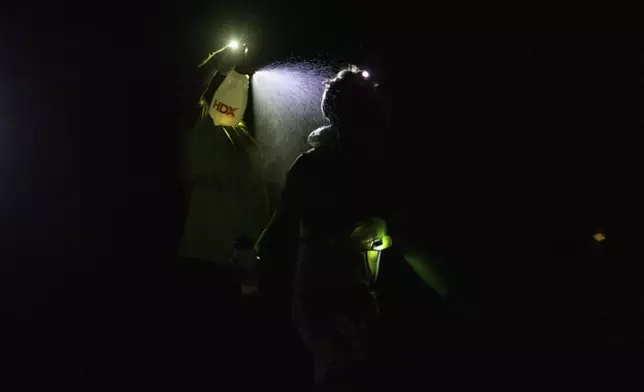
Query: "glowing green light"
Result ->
[[350, 218, 391, 251], [228, 41, 240, 50], [365, 250, 381, 281], [372, 234, 392, 251], [404, 250, 448, 297]]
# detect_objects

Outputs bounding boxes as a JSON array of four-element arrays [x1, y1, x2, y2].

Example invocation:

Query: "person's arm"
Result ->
[[254, 155, 306, 277]]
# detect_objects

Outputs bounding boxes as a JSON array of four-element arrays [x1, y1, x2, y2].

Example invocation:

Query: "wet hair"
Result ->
[[321, 65, 380, 129]]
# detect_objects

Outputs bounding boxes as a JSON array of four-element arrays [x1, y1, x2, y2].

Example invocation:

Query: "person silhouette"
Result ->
[[256, 66, 445, 391]]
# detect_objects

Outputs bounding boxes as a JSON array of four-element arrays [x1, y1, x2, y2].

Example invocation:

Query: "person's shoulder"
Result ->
[[307, 125, 338, 149], [288, 148, 317, 172], [287, 147, 337, 182], [286, 149, 313, 175], [291, 127, 335, 163]]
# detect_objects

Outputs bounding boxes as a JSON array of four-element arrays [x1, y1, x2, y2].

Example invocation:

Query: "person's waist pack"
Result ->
[[300, 217, 392, 251]]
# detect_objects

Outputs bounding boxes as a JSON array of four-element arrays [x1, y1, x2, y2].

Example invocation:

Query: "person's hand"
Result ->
[[240, 279, 259, 297]]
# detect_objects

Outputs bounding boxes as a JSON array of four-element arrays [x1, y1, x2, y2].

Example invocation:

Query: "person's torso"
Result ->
[[294, 146, 391, 292]]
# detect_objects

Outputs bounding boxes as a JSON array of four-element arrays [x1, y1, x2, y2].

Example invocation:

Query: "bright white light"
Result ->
[[244, 47, 248, 54], [228, 41, 240, 50], [361, 70, 370, 78]]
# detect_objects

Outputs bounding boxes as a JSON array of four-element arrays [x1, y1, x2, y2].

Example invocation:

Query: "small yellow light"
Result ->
[[593, 232, 606, 242]]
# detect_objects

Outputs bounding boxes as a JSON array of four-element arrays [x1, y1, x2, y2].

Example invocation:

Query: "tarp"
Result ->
[[179, 118, 269, 263]]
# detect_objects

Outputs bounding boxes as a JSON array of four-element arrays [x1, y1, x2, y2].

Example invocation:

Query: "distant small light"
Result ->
[[228, 41, 240, 50], [361, 70, 370, 78], [244, 47, 248, 54], [593, 232, 606, 242]]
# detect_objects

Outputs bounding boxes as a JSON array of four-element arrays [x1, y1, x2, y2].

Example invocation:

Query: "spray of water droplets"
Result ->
[[251, 61, 336, 186]]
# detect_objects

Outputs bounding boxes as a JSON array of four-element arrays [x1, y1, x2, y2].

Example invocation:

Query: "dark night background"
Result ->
[[1, 0, 640, 390]]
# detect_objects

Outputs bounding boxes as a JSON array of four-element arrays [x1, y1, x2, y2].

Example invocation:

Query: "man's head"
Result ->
[[321, 66, 381, 132]]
